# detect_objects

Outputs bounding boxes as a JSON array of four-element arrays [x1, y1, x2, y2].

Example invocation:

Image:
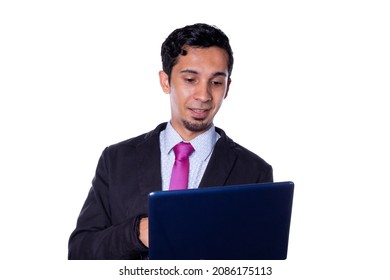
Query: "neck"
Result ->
[[170, 121, 213, 141]]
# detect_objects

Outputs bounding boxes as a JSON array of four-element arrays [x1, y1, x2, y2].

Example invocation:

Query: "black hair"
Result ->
[[161, 23, 234, 80]]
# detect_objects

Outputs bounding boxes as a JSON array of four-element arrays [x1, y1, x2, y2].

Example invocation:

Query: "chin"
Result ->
[[183, 119, 211, 133]]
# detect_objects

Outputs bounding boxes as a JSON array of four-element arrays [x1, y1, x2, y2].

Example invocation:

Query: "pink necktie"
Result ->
[[169, 142, 195, 190]]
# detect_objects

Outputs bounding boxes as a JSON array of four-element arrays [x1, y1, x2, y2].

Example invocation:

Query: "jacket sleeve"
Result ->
[[68, 149, 148, 260], [258, 163, 273, 183]]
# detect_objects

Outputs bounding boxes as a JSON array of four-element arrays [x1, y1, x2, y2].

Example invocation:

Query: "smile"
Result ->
[[192, 109, 208, 113], [189, 108, 210, 118]]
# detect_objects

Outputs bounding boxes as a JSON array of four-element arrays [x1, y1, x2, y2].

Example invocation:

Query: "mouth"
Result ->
[[189, 108, 211, 119]]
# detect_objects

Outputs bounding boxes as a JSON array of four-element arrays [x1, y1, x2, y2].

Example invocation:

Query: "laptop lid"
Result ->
[[148, 181, 294, 260]]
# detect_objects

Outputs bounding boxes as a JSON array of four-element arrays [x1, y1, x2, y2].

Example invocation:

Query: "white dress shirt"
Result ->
[[159, 122, 220, 190]]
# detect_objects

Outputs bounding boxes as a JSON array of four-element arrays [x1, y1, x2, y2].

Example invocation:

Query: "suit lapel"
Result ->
[[135, 124, 166, 198], [134, 124, 237, 191], [199, 131, 237, 188]]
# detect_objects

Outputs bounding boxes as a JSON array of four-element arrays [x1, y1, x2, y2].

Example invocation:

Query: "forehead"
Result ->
[[174, 46, 229, 75]]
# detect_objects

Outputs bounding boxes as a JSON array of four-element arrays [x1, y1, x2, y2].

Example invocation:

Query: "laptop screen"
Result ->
[[148, 181, 294, 260]]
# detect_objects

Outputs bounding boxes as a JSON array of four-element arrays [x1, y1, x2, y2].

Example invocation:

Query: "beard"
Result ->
[[183, 119, 211, 133]]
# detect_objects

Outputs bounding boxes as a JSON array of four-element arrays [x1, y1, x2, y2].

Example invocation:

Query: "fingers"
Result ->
[[139, 217, 149, 248]]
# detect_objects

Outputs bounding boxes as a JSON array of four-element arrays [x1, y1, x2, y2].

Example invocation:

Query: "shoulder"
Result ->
[[215, 126, 273, 182], [103, 123, 167, 156], [216, 127, 268, 163]]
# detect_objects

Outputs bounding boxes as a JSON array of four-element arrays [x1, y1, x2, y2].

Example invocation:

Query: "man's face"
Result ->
[[159, 46, 231, 140]]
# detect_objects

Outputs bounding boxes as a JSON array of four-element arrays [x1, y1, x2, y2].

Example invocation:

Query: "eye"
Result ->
[[183, 76, 197, 84], [210, 80, 223, 86]]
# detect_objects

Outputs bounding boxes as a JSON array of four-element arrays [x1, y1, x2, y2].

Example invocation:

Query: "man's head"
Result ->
[[159, 23, 234, 140], [161, 23, 234, 81]]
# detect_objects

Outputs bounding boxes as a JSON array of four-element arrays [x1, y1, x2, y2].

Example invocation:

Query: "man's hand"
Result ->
[[139, 217, 149, 248]]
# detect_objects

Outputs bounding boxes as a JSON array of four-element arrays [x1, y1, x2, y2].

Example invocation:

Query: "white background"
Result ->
[[1, 0, 389, 279]]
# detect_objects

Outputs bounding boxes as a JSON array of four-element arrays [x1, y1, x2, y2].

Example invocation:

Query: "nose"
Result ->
[[193, 82, 212, 102]]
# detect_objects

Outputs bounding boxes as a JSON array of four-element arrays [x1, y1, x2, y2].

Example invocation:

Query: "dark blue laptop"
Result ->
[[148, 181, 294, 260]]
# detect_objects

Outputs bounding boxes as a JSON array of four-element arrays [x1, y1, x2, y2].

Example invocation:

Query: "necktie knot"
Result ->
[[173, 142, 194, 161]]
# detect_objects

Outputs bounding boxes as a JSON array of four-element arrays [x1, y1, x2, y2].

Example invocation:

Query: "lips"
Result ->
[[189, 108, 210, 119], [192, 109, 207, 113]]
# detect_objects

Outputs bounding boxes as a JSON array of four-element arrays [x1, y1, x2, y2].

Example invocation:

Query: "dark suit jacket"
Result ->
[[68, 123, 273, 259]]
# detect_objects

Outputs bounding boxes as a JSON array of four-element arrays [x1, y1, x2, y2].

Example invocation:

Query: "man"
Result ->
[[68, 23, 273, 260]]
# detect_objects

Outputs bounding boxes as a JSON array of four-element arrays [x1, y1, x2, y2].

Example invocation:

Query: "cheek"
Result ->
[[213, 100, 224, 114], [170, 90, 187, 115], [173, 87, 192, 104], [214, 91, 227, 106]]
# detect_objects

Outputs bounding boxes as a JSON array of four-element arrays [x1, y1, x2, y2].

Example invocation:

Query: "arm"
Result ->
[[68, 150, 148, 260], [259, 163, 273, 183]]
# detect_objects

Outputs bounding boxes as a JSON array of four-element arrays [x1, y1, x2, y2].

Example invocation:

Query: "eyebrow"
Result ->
[[180, 69, 227, 77]]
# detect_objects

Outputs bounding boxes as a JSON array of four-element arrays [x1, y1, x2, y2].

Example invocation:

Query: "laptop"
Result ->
[[148, 181, 294, 260]]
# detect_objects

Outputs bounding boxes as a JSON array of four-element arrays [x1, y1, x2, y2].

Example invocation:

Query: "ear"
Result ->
[[159, 71, 170, 94], [224, 78, 231, 99]]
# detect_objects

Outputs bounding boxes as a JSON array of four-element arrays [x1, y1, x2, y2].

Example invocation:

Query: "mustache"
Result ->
[[187, 102, 212, 110]]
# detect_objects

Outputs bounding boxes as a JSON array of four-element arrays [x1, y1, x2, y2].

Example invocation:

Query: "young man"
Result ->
[[68, 23, 273, 259]]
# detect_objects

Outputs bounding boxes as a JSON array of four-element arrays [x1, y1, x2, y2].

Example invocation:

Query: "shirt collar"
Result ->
[[161, 122, 219, 161]]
